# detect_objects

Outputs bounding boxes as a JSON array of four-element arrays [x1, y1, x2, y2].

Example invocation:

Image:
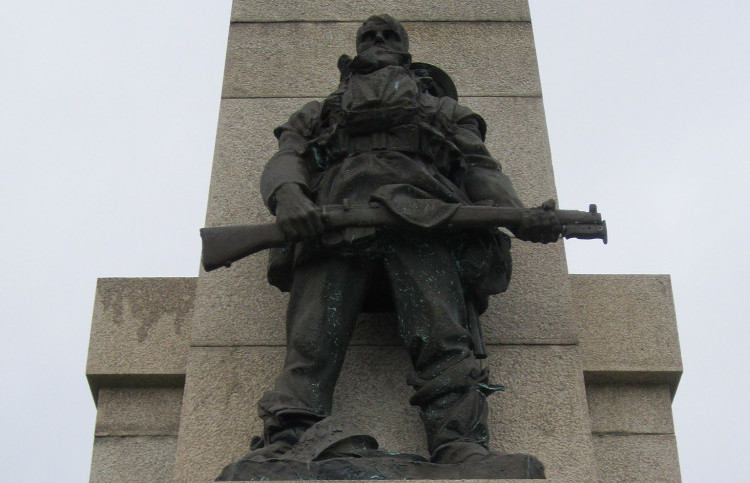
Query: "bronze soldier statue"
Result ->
[[227, 14, 562, 473]]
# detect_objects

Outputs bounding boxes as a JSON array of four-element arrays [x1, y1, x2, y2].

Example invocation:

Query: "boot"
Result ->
[[407, 359, 496, 464], [242, 415, 318, 462]]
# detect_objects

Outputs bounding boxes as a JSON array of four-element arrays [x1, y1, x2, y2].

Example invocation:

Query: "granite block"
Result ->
[[192, 242, 574, 347], [173, 347, 283, 483], [95, 387, 183, 436], [586, 383, 674, 434], [571, 275, 682, 392], [488, 345, 596, 482], [222, 22, 540, 98], [203, 99, 304, 228], [89, 436, 177, 483], [231, 0, 531, 22], [462, 97, 557, 207], [86, 278, 195, 399], [173, 345, 596, 482], [593, 434, 681, 483]]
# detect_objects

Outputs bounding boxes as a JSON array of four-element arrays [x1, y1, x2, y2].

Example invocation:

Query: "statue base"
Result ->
[[216, 451, 545, 480], [216, 417, 544, 480]]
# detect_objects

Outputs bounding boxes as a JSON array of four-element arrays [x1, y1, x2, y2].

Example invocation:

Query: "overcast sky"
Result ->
[[1, 1, 748, 481]]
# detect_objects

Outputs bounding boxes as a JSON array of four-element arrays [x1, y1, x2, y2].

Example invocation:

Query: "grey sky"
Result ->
[[1, 1, 747, 481]]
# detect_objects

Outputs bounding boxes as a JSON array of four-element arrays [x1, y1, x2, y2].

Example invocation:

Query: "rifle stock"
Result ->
[[201, 223, 286, 271], [200, 203, 606, 272]]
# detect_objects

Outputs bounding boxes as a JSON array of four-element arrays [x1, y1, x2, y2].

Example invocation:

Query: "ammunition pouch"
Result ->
[[447, 229, 512, 315]]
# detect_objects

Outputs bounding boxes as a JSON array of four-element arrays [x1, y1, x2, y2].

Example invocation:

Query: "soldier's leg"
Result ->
[[382, 234, 492, 463], [257, 254, 373, 451]]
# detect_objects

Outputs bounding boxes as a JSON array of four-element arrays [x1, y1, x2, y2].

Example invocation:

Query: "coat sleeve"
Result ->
[[440, 99, 525, 209], [259, 101, 322, 214]]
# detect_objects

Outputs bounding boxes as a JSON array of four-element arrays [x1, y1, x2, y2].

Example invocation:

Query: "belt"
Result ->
[[327, 124, 422, 157]]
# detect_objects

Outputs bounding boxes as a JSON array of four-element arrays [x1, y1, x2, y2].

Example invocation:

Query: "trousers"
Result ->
[[257, 233, 491, 462]]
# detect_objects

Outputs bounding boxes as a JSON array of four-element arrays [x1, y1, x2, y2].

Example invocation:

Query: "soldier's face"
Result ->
[[356, 20, 406, 55]]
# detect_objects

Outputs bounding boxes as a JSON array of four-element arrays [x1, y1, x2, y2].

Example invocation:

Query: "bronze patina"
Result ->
[[209, 14, 605, 481]]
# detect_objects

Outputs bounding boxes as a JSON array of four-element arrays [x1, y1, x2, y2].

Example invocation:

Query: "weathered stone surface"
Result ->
[[202, 99, 300, 228], [231, 0, 531, 22], [586, 383, 674, 434], [173, 345, 596, 482], [462, 96, 557, 207], [173, 347, 282, 483], [592, 434, 681, 483], [86, 278, 195, 398], [89, 436, 177, 483], [222, 22, 540, 98], [95, 387, 183, 436], [572, 275, 682, 390], [484, 241, 574, 344], [488, 345, 596, 482]]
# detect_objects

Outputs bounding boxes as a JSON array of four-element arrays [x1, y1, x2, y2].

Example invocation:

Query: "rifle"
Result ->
[[200, 202, 606, 272]]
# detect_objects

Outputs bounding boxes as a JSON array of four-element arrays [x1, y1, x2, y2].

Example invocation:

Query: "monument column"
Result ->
[[175, 2, 596, 480], [86, 2, 682, 482]]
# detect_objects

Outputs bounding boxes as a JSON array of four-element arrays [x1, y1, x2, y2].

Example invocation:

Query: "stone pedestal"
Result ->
[[86, 2, 682, 482]]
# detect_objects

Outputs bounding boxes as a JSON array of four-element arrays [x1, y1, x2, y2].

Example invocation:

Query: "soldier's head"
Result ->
[[356, 15, 409, 56]]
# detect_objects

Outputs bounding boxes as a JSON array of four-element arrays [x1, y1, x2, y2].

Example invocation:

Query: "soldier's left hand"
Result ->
[[513, 199, 562, 244]]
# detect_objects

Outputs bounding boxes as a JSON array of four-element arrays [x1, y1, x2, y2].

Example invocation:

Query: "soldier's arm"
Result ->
[[260, 101, 324, 239], [449, 106, 560, 243]]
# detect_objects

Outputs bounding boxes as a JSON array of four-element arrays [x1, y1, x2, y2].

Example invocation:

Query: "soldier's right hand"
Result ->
[[273, 183, 325, 240], [512, 199, 562, 244]]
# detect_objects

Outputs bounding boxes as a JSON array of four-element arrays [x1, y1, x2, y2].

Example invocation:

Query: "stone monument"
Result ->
[[86, 2, 683, 482]]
